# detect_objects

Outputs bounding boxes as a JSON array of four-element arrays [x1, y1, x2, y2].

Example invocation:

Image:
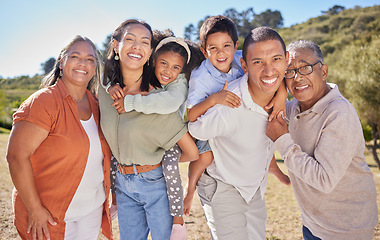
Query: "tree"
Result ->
[[253, 9, 283, 29], [322, 5, 345, 15], [101, 34, 112, 64], [184, 24, 197, 41], [331, 36, 380, 168], [41, 57, 56, 75]]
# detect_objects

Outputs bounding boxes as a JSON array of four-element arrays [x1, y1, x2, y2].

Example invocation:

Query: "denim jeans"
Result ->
[[303, 226, 322, 240], [115, 165, 173, 240]]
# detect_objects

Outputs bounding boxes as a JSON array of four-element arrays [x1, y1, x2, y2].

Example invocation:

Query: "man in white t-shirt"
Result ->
[[188, 26, 288, 240]]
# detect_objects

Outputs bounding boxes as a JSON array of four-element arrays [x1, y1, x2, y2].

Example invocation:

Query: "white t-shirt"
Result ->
[[65, 114, 106, 221], [188, 75, 274, 202]]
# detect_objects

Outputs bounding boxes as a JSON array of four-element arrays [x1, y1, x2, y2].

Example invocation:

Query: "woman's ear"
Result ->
[[321, 64, 328, 82]]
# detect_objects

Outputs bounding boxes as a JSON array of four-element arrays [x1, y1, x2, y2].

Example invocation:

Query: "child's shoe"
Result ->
[[170, 223, 187, 240], [109, 204, 118, 220]]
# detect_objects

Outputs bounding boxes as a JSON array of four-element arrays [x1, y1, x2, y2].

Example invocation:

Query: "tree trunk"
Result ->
[[370, 123, 380, 170]]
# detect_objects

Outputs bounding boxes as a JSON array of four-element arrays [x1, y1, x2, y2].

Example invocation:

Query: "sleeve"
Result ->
[[188, 105, 230, 141], [186, 68, 210, 109], [161, 113, 188, 151], [275, 110, 362, 193], [13, 90, 56, 132], [124, 74, 188, 114]]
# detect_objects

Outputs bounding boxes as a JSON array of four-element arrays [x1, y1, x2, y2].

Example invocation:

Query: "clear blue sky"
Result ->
[[0, 0, 378, 78]]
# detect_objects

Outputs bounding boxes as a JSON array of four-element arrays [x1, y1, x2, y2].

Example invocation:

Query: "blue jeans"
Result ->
[[115, 165, 173, 240], [303, 226, 322, 240]]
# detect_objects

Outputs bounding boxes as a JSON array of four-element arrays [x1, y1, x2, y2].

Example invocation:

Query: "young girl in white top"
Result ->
[[107, 29, 204, 239]]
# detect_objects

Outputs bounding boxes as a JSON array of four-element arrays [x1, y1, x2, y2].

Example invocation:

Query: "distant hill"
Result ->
[[278, 5, 380, 57]]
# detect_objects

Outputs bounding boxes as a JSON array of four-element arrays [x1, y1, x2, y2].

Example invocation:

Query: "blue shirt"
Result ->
[[187, 50, 245, 108]]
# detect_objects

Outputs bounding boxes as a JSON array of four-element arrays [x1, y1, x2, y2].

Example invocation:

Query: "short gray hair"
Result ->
[[287, 40, 324, 63]]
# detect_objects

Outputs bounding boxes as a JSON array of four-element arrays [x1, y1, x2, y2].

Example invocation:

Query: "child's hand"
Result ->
[[109, 84, 124, 100], [111, 98, 125, 114], [210, 81, 241, 108], [266, 96, 286, 122]]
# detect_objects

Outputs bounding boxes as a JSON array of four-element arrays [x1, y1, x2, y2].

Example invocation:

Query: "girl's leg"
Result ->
[[162, 145, 184, 217], [184, 150, 213, 216]]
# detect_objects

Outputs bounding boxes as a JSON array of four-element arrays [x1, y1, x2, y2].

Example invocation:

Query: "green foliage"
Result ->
[[41, 57, 56, 75], [278, 5, 380, 58], [183, 7, 283, 41]]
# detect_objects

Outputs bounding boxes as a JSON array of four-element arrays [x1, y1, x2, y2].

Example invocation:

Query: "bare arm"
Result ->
[[7, 121, 56, 240], [187, 81, 241, 122], [177, 132, 199, 162], [266, 80, 287, 121]]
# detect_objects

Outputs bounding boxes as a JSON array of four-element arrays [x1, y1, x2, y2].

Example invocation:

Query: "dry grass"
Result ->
[[0, 133, 379, 240]]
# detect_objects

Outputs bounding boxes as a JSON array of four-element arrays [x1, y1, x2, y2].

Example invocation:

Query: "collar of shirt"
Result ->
[[204, 52, 245, 84], [238, 74, 269, 117]]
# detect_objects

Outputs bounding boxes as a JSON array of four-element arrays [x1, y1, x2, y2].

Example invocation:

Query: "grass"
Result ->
[[0, 133, 379, 239]]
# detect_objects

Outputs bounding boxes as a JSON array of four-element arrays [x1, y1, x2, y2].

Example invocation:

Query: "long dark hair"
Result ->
[[41, 35, 101, 94], [103, 19, 159, 92]]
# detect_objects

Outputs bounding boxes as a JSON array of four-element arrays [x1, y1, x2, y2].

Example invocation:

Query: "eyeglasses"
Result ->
[[285, 61, 322, 79]]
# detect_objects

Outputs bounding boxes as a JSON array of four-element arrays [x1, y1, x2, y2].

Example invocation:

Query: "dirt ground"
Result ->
[[0, 133, 379, 240]]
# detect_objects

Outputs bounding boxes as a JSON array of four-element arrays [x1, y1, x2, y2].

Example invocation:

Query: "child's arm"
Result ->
[[124, 74, 188, 114], [266, 80, 287, 121], [176, 132, 199, 162], [187, 81, 241, 122]]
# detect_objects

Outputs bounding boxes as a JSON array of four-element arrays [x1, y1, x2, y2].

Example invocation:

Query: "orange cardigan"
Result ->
[[12, 79, 112, 240]]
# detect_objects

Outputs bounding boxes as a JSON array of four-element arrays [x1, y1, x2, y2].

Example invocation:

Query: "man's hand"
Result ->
[[266, 112, 289, 142]]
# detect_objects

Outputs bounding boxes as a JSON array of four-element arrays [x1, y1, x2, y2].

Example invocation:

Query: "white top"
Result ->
[[187, 50, 244, 109], [188, 75, 273, 202], [65, 114, 106, 221]]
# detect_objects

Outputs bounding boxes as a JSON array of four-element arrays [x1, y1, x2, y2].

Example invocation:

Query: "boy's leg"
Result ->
[[184, 150, 213, 215], [162, 145, 184, 217], [268, 155, 290, 185]]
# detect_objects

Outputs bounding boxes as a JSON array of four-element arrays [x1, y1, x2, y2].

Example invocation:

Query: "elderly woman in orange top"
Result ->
[[6, 35, 112, 240]]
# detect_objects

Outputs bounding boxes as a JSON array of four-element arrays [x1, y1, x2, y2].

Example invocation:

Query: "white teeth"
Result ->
[[262, 78, 276, 84], [161, 75, 170, 80], [128, 53, 142, 59], [217, 58, 227, 62], [75, 70, 87, 74], [295, 85, 308, 90]]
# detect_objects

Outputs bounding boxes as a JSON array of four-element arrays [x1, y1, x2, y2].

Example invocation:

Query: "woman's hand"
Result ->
[[27, 205, 56, 240]]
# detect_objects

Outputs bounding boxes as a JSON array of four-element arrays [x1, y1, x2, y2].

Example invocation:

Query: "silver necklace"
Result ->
[[74, 94, 87, 104]]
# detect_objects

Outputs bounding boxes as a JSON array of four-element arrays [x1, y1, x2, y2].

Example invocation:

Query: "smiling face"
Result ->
[[202, 32, 238, 73], [60, 41, 96, 87], [286, 48, 328, 111], [241, 39, 287, 102], [114, 23, 153, 71], [154, 51, 185, 85]]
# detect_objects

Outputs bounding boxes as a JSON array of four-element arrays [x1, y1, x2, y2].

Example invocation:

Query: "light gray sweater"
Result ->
[[274, 84, 378, 240]]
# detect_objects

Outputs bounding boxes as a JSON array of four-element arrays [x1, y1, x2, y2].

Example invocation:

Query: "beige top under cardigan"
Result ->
[[98, 86, 187, 166], [274, 83, 378, 240]]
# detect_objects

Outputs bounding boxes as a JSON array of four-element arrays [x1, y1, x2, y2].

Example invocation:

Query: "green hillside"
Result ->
[[278, 5, 380, 57]]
